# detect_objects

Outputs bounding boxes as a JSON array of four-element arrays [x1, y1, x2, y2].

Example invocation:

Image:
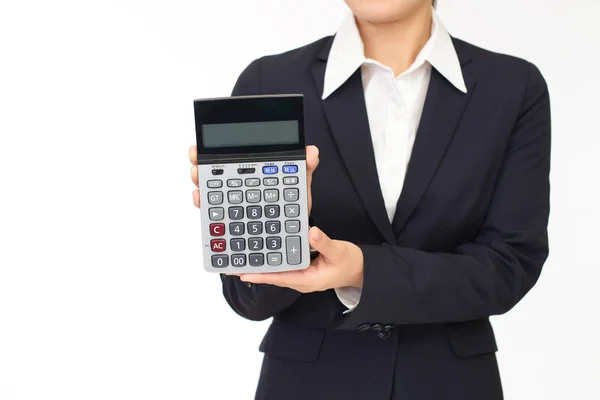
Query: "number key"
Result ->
[[247, 206, 262, 219], [230, 238, 245, 252], [229, 222, 244, 236], [264, 205, 280, 218], [231, 254, 246, 267], [228, 207, 244, 220], [247, 222, 263, 235], [266, 237, 281, 250], [248, 237, 264, 250], [211, 255, 228, 268], [265, 221, 280, 234]]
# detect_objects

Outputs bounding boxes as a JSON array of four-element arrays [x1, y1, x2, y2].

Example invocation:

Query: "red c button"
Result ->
[[210, 223, 225, 236]]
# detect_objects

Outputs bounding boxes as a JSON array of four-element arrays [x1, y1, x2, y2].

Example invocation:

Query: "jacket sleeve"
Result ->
[[219, 58, 302, 321], [337, 62, 551, 329]]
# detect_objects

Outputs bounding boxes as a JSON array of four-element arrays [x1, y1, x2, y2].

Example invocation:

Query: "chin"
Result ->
[[345, 0, 426, 23]]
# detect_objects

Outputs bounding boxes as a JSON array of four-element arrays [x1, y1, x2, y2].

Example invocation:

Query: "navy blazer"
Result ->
[[220, 35, 551, 400]]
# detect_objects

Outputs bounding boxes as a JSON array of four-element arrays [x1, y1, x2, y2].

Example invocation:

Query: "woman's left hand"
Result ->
[[238, 226, 364, 293]]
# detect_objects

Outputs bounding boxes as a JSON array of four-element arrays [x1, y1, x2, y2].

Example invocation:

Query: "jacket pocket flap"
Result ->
[[446, 319, 498, 358], [259, 321, 325, 362]]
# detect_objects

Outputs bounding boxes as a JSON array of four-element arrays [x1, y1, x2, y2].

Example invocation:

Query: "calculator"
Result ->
[[194, 94, 311, 273]]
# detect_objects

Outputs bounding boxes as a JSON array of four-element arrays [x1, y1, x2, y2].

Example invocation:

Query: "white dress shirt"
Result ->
[[322, 9, 468, 312]]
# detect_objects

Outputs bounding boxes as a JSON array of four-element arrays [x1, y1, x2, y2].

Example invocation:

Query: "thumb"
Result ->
[[308, 226, 342, 262]]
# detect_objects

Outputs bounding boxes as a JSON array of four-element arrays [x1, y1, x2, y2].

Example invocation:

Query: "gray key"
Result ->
[[207, 191, 223, 205], [285, 236, 302, 265], [266, 237, 281, 250], [247, 222, 263, 235], [245, 178, 260, 187], [227, 179, 242, 187], [248, 237, 263, 250], [207, 180, 223, 188], [285, 220, 301, 233], [247, 206, 262, 219], [284, 204, 300, 217], [283, 176, 298, 185], [263, 177, 279, 186], [228, 206, 244, 220], [228, 190, 243, 204], [230, 238, 245, 252], [264, 189, 279, 203], [265, 221, 281, 234], [246, 190, 261, 203], [231, 254, 246, 267], [211, 255, 228, 268], [264, 205, 280, 219], [267, 252, 282, 266], [249, 253, 264, 267], [208, 207, 224, 221], [229, 222, 244, 236], [283, 188, 299, 202]]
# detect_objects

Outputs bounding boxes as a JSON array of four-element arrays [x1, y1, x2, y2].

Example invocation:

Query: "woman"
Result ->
[[189, 0, 550, 398]]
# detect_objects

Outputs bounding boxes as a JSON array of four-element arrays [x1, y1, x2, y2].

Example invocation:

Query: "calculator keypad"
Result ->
[[200, 161, 308, 272]]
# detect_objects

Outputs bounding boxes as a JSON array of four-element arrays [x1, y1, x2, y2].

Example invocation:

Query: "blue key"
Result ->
[[282, 165, 298, 174], [262, 166, 278, 174]]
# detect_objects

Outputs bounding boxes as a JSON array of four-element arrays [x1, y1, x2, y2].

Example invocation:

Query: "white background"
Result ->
[[0, 0, 599, 399]]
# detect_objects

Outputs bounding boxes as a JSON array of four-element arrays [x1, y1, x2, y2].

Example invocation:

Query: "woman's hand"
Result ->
[[238, 226, 364, 293], [190, 144, 362, 292]]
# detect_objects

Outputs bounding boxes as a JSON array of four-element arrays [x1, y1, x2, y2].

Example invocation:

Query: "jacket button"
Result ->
[[376, 325, 393, 339], [376, 329, 392, 339]]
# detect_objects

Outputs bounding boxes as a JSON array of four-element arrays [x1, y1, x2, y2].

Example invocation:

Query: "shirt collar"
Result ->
[[322, 10, 467, 100]]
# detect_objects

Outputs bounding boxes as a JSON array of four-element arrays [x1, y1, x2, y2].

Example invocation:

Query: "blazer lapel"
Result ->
[[391, 59, 477, 234], [310, 42, 397, 245]]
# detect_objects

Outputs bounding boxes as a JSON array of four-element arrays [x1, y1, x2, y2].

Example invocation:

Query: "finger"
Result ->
[[308, 226, 342, 262], [193, 189, 200, 208], [239, 270, 307, 287], [189, 145, 198, 165], [306, 145, 319, 176], [191, 164, 199, 188]]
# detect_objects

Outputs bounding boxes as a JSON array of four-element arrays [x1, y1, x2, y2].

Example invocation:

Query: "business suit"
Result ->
[[220, 32, 551, 400]]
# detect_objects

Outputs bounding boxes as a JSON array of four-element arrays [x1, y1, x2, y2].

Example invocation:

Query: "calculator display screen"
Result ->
[[202, 120, 299, 148], [194, 95, 305, 156]]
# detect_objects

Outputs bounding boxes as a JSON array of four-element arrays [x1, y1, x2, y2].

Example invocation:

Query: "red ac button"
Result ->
[[211, 239, 226, 252]]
